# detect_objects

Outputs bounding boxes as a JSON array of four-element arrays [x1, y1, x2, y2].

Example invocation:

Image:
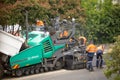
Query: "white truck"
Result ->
[[0, 30, 25, 78]]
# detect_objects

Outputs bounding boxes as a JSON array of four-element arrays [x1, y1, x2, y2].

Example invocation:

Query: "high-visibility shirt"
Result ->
[[86, 44, 97, 53], [79, 36, 87, 44], [63, 30, 68, 37]]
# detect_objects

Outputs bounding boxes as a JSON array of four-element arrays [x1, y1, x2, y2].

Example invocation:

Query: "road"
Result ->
[[3, 67, 107, 80]]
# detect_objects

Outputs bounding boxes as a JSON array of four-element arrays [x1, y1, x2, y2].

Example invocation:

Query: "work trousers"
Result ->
[[96, 53, 103, 68], [87, 53, 94, 70]]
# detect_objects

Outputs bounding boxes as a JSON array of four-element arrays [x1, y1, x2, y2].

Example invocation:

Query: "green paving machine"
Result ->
[[0, 30, 66, 78], [0, 20, 87, 79]]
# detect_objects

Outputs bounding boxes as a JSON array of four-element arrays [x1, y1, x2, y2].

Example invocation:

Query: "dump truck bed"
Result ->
[[0, 30, 25, 56]]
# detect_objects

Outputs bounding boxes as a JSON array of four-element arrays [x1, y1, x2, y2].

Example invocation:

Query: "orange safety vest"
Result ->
[[79, 36, 87, 44], [63, 30, 68, 37], [86, 44, 97, 53]]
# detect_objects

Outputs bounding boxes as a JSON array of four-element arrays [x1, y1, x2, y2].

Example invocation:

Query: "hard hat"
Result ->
[[36, 20, 44, 26]]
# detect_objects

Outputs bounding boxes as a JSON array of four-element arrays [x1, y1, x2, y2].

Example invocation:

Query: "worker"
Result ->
[[69, 38, 73, 43], [59, 30, 69, 39], [96, 45, 104, 68], [79, 36, 87, 46], [59, 32, 63, 38], [86, 41, 97, 71], [68, 37, 76, 48], [36, 20, 45, 31], [36, 20, 44, 26], [63, 30, 68, 37]]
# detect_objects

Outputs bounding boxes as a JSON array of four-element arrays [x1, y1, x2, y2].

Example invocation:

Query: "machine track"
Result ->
[[11, 61, 63, 77]]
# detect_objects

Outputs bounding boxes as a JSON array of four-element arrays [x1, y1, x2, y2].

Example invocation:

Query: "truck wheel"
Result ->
[[55, 61, 62, 70], [0, 64, 4, 79], [15, 69, 23, 77]]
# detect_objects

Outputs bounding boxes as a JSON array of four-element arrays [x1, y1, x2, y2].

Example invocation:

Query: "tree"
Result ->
[[0, 0, 51, 30], [81, 0, 120, 43], [104, 35, 120, 80], [81, 0, 103, 42], [0, 0, 85, 31], [0, 0, 16, 4]]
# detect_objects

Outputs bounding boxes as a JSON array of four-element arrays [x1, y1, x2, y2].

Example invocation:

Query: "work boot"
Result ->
[[89, 68, 94, 71], [100, 66, 104, 69]]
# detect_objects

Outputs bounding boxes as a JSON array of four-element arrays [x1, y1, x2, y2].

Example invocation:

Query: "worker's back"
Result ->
[[96, 45, 104, 54], [79, 36, 87, 45], [63, 30, 68, 37], [86, 44, 96, 53]]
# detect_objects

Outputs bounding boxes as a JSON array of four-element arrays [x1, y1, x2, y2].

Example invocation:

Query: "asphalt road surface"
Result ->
[[3, 67, 108, 80]]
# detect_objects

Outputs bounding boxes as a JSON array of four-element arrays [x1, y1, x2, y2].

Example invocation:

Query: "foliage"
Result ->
[[0, 0, 120, 44], [104, 35, 120, 80], [81, 0, 120, 43], [0, 0, 84, 30], [0, 0, 16, 4]]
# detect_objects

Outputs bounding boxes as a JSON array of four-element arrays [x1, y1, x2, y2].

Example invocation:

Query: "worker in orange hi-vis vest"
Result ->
[[86, 41, 97, 71], [79, 36, 87, 45], [36, 20, 45, 31], [63, 30, 68, 37], [36, 20, 44, 26]]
